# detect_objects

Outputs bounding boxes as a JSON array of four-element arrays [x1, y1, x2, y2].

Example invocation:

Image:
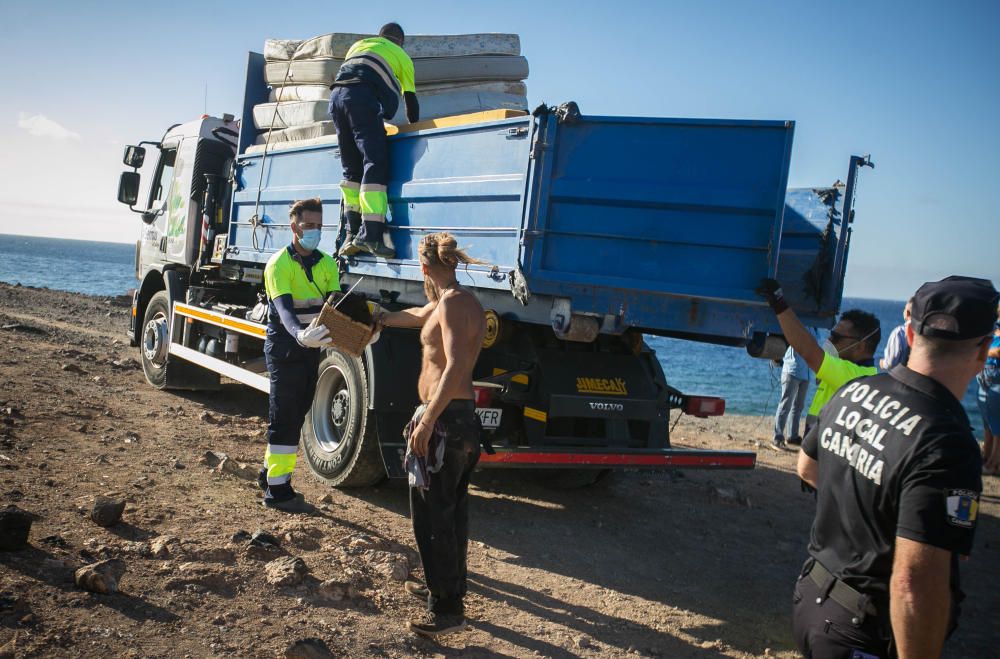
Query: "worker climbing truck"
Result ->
[[116, 49, 871, 486]]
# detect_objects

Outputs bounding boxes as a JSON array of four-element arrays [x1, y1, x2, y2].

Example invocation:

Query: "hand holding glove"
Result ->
[[295, 324, 332, 349], [756, 278, 789, 314]]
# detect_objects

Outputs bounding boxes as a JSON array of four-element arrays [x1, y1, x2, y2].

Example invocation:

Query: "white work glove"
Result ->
[[295, 324, 331, 349]]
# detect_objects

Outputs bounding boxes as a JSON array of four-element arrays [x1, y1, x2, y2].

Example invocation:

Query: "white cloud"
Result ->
[[17, 112, 81, 140]]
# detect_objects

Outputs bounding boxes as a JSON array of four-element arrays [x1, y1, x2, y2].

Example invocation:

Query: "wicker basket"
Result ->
[[316, 296, 374, 358]]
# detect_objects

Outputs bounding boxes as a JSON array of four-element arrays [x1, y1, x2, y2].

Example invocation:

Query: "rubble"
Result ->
[[75, 559, 126, 594], [369, 551, 409, 582], [265, 555, 308, 587], [218, 455, 257, 480], [200, 450, 227, 468], [250, 530, 281, 548], [90, 494, 126, 527], [284, 638, 333, 659], [0, 505, 36, 550], [150, 535, 178, 558]]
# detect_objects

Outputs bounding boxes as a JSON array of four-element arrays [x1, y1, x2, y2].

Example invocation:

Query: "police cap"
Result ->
[[911, 275, 999, 340]]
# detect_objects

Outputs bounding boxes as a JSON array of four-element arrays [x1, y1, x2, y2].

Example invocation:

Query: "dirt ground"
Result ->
[[0, 281, 997, 658]]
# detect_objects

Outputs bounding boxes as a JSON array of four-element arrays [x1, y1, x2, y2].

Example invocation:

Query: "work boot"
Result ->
[[407, 612, 467, 638], [786, 436, 803, 447], [262, 492, 315, 514], [257, 467, 268, 492], [771, 437, 786, 450], [404, 580, 430, 602], [352, 236, 396, 259], [338, 234, 362, 257]]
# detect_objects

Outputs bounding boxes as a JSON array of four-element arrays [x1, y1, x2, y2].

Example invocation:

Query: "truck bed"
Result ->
[[227, 52, 860, 345]]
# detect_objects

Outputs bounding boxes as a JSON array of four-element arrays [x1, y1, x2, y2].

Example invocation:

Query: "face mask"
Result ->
[[299, 229, 321, 251], [825, 327, 880, 360]]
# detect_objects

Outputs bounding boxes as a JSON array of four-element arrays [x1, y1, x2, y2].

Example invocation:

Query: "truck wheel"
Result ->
[[140, 290, 219, 391], [301, 350, 386, 487]]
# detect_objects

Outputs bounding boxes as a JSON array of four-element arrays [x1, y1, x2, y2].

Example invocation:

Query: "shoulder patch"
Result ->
[[945, 489, 979, 528]]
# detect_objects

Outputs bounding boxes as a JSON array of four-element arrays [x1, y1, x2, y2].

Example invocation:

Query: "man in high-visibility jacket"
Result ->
[[329, 22, 419, 260], [258, 197, 339, 513]]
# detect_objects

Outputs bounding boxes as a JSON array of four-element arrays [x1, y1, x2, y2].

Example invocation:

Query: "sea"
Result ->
[[0, 233, 985, 435]]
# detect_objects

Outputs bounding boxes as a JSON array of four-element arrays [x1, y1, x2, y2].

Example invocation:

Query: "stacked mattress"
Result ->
[[254, 32, 529, 146]]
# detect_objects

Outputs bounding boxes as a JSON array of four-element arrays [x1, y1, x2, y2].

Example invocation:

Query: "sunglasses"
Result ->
[[829, 330, 862, 343]]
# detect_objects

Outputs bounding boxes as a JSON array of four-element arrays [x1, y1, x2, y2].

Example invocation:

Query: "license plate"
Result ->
[[476, 407, 502, 430]]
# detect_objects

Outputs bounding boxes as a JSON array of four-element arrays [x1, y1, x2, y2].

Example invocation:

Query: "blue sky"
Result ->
[[1, 0, 996, 299]]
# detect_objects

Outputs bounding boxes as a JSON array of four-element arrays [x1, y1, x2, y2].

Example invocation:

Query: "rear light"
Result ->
[[684, 396, 725, 418], [473, 385, 494, 408]]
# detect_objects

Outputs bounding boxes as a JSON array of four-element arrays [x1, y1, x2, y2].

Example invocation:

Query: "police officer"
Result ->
[[258, 197, 339, 513], [329, 22, 419, 259], [793, 275, 999, 658]]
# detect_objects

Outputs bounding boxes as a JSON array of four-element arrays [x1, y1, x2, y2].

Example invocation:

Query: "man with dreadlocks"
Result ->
[[377, 232, 485, 638]]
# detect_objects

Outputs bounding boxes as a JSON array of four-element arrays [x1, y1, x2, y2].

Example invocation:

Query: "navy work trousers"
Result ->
[[264, 339, 321, 500], [409, 403, 482, 615], [329, 83, 390, 243]]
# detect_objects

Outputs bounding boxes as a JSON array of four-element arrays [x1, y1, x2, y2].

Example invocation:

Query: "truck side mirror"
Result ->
[[118, 171, 140, 206], [123, 145, 146, 168]]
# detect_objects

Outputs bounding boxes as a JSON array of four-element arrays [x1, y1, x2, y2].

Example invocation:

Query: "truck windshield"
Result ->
[[150, 148, 177, 207]]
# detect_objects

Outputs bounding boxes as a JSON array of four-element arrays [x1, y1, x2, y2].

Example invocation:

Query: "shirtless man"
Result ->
[[377, 232, 485, 638]]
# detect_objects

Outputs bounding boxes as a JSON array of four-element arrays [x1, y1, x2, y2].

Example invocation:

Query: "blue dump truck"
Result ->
[[116, 51, 871, 486]]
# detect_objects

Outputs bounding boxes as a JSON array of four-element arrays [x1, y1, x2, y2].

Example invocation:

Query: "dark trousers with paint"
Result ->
[[263, 339, 320, 501], [328, 83, 389, 243], [410, 403, 482, 615]]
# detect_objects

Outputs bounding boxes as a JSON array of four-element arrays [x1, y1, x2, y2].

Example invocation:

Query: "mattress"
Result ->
[[256, 89, 527, 133], [255, 121, 339, 145], [247, 109, 527, 154], [386, 90, 528, 125], [252, 100, 329, 130], [265, 33, 521, 61], [267, 80, 528, 103], [266, 55, 530, 87]]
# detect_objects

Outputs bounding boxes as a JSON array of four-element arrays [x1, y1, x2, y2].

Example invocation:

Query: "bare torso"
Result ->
[[417, 287, 485, 402]]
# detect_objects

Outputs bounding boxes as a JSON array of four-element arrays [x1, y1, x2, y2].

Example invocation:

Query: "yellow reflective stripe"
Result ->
[[174, 303, 266, 339], [340, 181, 361, 211], [360, 186, 388, 216], [524, 407, 547, 423], [265, 448, 297, 478]]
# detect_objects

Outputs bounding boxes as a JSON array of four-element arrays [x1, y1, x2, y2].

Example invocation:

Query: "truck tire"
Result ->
[[301, 350, 386, 487], [140, 291, 219, 391]]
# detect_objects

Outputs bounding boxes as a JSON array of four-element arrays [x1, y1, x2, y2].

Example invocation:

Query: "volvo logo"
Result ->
[[589, 402, 624, 412]]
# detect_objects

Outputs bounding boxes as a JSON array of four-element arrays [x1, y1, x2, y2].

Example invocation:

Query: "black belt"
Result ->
[[425, 399, 475, 421], [806, 560, 878, 618]]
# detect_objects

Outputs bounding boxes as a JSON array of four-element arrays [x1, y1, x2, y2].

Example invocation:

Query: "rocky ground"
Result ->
[[0, 281, 997, 658]]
